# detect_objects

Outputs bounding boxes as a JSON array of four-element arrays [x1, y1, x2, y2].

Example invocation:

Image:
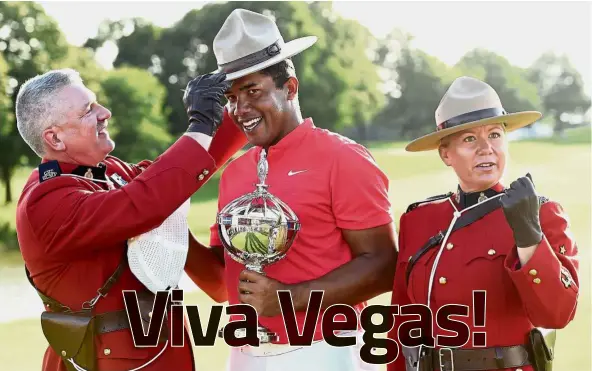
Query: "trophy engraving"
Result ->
[[217, 148, 300, 343]]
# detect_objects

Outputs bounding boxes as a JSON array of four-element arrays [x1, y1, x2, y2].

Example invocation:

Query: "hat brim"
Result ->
[[216, 36, 318, 81], [405, 111, 542, 152]]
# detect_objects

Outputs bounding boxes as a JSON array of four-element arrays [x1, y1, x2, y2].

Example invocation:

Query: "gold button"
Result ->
[[198, 174, 205, 181], [533, 278, 541, 284], [148, 311, 152, 318], [61, 350, 67, 357], [529, 269, 538, 276], [488, 249, 496, 256], [104, 348, 111, 356], [408, 256, 412, 262], [439, 277, 447, 285], [203, 169, 209, 175], [446, 243, 454, 250]]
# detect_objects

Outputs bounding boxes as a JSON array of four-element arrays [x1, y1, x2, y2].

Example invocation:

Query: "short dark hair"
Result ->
[[259, 59, 296, 88]]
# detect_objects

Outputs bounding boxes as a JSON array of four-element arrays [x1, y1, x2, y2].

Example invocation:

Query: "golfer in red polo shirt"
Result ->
[[206, 9, 397, 371]]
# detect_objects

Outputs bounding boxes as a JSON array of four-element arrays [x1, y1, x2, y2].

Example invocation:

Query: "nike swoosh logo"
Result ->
[[288, 170, 307, 176]]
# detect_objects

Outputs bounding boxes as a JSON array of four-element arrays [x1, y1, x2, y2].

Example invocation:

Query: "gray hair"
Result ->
[[16, 68, 84, 157]]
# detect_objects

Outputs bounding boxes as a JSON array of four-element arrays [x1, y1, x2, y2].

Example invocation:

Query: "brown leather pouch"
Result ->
[[41, 310, 96, 371], [529, 328, 556, 371]]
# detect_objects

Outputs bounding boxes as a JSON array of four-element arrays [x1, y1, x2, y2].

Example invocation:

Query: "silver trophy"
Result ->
[[217, 149, 300, 343]]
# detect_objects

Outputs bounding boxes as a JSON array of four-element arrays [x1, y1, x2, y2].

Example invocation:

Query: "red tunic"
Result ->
[[387, 187, 579, 371], [16, 115, 247, 371]]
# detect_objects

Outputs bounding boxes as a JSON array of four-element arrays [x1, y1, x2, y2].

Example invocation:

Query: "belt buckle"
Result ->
[[439, 348, 454, 371]]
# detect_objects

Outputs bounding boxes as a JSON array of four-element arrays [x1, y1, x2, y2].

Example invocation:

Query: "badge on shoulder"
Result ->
[[38, 161, 62, 183]]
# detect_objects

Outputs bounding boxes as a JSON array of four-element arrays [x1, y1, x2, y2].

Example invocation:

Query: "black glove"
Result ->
[[499, 173, 543, 247], [183, 73, 232, 136]]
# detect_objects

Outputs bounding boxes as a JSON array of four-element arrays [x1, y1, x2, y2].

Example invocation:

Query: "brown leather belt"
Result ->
[[403, 345, 531, 371], [95, 310, 132, 334], [95, 307, 169, 344], [435, 346, 531, 371]]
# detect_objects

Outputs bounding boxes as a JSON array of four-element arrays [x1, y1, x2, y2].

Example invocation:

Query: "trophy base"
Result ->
[[218, 325, 279, 344]]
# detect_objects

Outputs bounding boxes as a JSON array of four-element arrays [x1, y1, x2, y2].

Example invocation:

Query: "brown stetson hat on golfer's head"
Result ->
[[405, 76, 542, 152], [213, 8, 317, 81]]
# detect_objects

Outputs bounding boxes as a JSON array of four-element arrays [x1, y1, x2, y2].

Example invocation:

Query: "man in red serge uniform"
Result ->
[[15, 69, 246, 371], [387, 76, 579, 371]]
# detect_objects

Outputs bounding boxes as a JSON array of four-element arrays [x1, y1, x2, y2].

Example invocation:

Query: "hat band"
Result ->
[[437, 107, 506, 131], [218, 40, 282, 74]]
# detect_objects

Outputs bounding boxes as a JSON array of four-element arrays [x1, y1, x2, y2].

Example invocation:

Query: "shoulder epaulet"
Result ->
[[406, 192, 453, 213], [38, 160, 62, 183]]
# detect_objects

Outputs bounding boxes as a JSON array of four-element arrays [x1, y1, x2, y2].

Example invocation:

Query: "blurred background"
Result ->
[[0, 1, 590, 370]]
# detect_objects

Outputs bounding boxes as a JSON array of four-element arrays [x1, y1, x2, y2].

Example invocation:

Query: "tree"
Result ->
[[100, 67, 172, 162], [455, 49, 541, 115], [0, 53, 13, 203], [528, 52, 591, 136], [84, 18, 163, 71], [370, 29, 454, 140], [308, 2, 385, 141], [84, 2, 385, 137], [53, 45, 106, 98], [0, 1, 69, 203]]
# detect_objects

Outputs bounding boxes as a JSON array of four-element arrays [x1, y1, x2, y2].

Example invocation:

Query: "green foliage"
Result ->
[[96, 2, 384, 136], [100, 67, 172, 162], [0, 1, 70, 203], [370, 34, 545, 141], [0, 2, 175, 203], [527, 52, 591, 135], [371, 29, 450, 140], [455, 49, 541, 114], [0, 53, 12, 138], [52, 45, 106, 98]]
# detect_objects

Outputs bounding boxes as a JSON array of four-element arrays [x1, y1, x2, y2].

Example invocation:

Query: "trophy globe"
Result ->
[[216, 149, 300, 343], [217, 149, 300, 273]]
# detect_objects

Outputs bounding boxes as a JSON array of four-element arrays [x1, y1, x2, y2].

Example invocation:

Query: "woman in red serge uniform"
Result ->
[[387, 76, 579, 371]]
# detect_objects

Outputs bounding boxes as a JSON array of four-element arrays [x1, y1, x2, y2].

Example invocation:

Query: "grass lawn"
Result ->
[[0, 129, 590, 370]]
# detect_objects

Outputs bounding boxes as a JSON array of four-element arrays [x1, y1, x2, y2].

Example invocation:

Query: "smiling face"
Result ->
[[438, 123, 508, 192], [224, 69, 300, 148], [42, 83, 114, 165]]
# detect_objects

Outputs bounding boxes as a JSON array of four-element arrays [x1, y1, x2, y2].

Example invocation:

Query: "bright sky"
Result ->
[[39, 1, 591, 90]]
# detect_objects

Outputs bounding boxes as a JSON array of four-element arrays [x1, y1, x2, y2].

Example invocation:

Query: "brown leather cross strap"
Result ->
[[436, 345, 531, 371], [25, 255, 126, 313]]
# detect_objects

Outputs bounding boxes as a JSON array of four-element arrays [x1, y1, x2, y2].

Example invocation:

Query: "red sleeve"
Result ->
[[504, 201, 579, 328], [25, 136, 217, 257], [128, 110, 245, 178], [388, 214, 412, 371], [208, 109, 247, 168], [209, 169, 226, 248], [330, 143, 393, 230], [130, 159, 153, 177]]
